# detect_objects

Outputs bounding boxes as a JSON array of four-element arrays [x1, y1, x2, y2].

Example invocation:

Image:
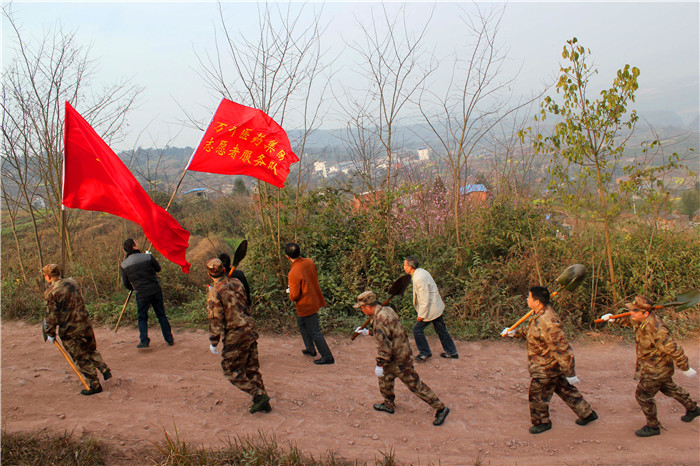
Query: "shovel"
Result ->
[[593, 288, 700, 323], [501, 264, 587, 337], [351, 274, 412, 340], [227, 239, 248, 277]]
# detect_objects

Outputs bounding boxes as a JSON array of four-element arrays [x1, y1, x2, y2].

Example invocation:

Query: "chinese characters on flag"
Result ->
[[186, 99, 299, 188]]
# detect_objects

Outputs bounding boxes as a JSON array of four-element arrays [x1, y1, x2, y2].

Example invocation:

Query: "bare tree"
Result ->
[[340, 3, 436, 194], [1, 7, 142, 267]]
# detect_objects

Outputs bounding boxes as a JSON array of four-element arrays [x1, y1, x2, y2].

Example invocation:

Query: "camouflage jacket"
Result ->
[[618, 313, 689, 379], [207, 276, 256, 347], [519, 305, 576, 379], [43, 278, 94, 343], [372, 305, 413, 366]]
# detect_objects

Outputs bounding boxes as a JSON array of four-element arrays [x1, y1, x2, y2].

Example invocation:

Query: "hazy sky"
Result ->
[[3, 1, 699, 151]]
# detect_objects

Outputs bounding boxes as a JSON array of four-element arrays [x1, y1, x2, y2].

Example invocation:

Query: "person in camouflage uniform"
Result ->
[[599, 296, 700, 437], [353, 291, 450, 426], [503, 286, 597, 434], [206, 258, 270, 413], [42, 264, 111, 395]]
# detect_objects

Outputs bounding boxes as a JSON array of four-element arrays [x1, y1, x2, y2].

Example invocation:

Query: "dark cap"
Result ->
[[42, 263, 60, 277], [625, 296, 654, 312], [206, 258, 225, 278], [354, 290, 377, 308]]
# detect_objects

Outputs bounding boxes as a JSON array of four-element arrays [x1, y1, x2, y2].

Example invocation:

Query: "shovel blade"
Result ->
[[555, 264, 587, 291]]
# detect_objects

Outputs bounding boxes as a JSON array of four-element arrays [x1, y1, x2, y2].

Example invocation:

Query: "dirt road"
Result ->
[[2, 321, 699, 465]]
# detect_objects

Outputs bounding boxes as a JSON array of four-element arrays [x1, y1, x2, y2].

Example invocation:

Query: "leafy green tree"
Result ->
[[524, 37, 640, 301]]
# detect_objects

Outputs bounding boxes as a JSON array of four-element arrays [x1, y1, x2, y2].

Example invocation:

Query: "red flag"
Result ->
[[187, 99, 299, 188], [63, 102, 191, 273]]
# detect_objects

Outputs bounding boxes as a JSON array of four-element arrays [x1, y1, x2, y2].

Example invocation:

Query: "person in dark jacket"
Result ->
[[218, 252, 251, 307], [120, 238, 173, 348]]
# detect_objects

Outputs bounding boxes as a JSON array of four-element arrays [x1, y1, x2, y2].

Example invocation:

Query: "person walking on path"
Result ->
[[403, 256, 458, 361], [502, 286, 598, 434], [42, 263, 111, 395], [285, 242, 334, 365], [353, 291, 450, 426], [599, 296, 700, 437], [206, 258, 270, 413], [120, 238, 174, 348]]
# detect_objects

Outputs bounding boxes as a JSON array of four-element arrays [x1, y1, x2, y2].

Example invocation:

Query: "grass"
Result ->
[[1, 429, 402, 466], [1, 430, 107, 465]]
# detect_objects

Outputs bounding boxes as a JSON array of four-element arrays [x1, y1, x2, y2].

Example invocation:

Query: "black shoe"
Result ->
[[576, 410, 598, 426], [166, 339, 174, 346], [260, 400, 272, 413], [301, 349, 317, 357], [313, 357, 335, 365], [433, 407, 450, 426], [136, 342, 149, 348], [415, 354, 432, 362], [373, 403, 394, 414], [440, 352, 459, 359], [80, 385, 103, 396], [635, 425, 660, 437], [102, 370, 112, 381], [681, 406, 700, 422], [529, 422, 552, 434], [250, 394, 271, 413]]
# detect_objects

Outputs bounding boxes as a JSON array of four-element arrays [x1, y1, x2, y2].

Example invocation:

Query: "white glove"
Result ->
[[566, 375, 580, 385], [681, 368, 697, 378], [501, 327, 515, 337], [209, 344, 219, 355], [47, 336, 55, 343], [145, 250, 152, 254], [600, 313, 613, 321], [374, 365, 384, 377], [355, 326, 369, 336], [285, 287, 290, 294]]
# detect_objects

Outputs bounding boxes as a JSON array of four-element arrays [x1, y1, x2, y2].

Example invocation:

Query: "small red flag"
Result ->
[[63, 102, 191, 273], [187, 99, 299, 188]]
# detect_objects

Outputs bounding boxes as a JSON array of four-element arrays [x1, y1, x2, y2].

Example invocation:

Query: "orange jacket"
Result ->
[[288, 257, 326, 317]]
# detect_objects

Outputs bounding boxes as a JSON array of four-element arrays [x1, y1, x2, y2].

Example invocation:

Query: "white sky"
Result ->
[[3, 1, 699, 151]]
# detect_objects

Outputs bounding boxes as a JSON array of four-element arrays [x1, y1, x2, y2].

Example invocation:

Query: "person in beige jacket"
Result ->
[[403, 257, 458, 361], [286, 242, 334, 365]]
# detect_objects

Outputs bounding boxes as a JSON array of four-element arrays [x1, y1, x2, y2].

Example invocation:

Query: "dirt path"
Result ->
[[2, 321, 699, 465]]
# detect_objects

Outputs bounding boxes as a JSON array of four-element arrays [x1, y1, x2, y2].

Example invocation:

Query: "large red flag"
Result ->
[[186, 99, 299, 188], [63, 102, 191, 273]]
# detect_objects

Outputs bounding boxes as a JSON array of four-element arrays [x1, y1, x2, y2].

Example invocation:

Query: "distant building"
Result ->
[[418, 148, 430, 161], [459, 184, 489, 204]]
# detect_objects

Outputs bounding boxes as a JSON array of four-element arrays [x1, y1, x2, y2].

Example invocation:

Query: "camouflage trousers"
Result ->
[[636, 376, 696, 428], [529, 375, 593, 426], [221, 333, 266, 398], [62, 333, 109, 389], [379, 360, 444, 411]]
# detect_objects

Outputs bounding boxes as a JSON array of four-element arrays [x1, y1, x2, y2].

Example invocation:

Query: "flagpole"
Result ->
[[60, 207, 66, 277]]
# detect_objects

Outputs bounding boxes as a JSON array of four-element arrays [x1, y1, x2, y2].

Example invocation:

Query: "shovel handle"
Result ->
[[54, 340, 90, 390], [594, 311, 631, 323], [351, 316, 373, 341], [501, 309, 534, 337]]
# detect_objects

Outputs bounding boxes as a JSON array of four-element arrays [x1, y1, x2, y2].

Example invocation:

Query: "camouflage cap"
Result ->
[[206, 258, 225, 278], [354, 290, 378, 308], [42, 263, 61, 278], [625, 295, 654, 312]]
